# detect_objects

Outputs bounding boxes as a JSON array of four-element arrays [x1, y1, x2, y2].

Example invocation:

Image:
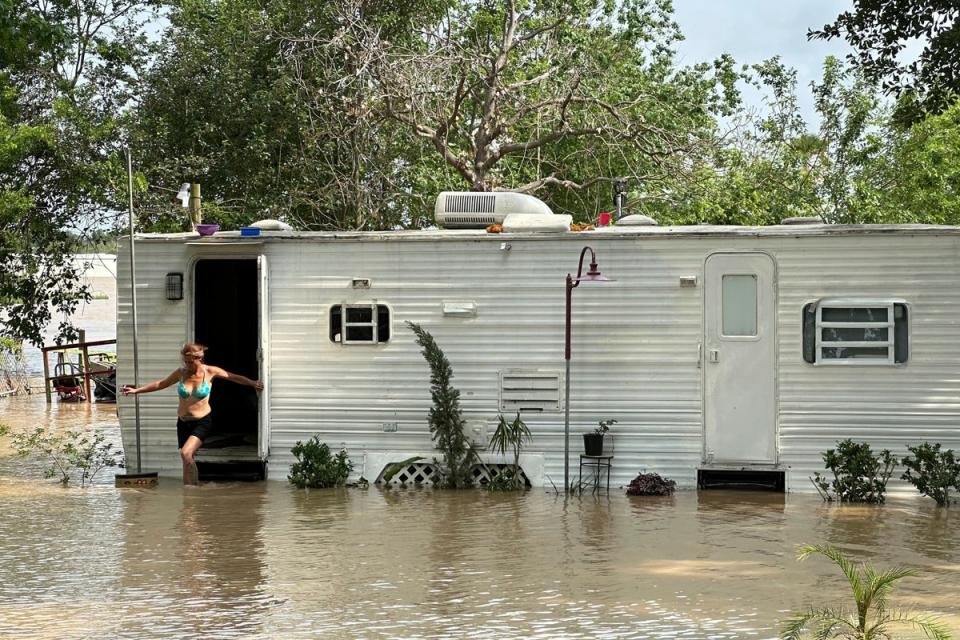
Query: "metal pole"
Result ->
[[127, 148, 143, 474], [564, 274, 573, 493], [42, 349, 51, 404]]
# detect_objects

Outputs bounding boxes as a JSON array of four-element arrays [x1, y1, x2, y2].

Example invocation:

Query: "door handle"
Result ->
[[709, 349, 720, 363]]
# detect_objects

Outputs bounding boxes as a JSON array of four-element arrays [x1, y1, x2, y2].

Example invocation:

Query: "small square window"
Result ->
[[330, 304, 391, 344], [722, 274, 757, 336], [802, 300, 908, 365]]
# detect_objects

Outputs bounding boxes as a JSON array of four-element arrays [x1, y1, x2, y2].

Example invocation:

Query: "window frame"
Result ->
[[330, 302, 391, 345], [803, 298, 909, 366]]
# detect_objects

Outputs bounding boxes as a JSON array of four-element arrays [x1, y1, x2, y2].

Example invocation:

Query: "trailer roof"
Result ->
[[130, 223, 960, 243]]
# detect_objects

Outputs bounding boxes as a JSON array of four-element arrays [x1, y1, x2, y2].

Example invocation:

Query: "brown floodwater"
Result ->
[[1, 392, 959, 639]]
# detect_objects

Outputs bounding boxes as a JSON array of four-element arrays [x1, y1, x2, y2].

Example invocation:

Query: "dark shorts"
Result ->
[[177, 414, 214, 448]]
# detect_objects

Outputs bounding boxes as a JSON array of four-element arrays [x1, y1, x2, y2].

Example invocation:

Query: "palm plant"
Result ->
[[488, 413, 532, 490], [780, 544, 952, 640]]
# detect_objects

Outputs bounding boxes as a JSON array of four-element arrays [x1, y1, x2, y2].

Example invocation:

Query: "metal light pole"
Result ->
[[115, 148, 158, 487], [127, 148, 143, 473], [564, 246, 613, 492]]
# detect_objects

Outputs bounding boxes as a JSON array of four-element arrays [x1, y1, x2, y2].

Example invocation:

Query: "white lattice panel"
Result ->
[[376, 462, 529, 488]]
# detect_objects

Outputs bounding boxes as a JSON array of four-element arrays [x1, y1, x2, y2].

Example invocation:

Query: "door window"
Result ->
[[721, 274, 757, 337]]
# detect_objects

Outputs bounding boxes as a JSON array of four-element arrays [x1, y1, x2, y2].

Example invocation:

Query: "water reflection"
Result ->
[[112, 484, 271, 638], [1, 389, 959, 638]]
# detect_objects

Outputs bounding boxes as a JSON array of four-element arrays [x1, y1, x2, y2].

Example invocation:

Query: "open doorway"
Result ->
[[194, 259, 259, 455]]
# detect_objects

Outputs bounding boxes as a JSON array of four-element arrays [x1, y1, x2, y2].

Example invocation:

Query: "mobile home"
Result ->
[[116, 206, 960, 491]]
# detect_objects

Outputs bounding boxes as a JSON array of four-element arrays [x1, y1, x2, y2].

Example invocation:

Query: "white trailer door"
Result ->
[[704, 253, 776, 464], [257, 255, 270, 461]]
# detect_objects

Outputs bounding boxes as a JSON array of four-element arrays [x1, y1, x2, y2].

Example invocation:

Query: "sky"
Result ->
[[671, 0, 855, 127]]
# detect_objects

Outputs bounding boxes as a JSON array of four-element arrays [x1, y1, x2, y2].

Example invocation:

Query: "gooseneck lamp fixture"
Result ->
[[564, 245, 614, 493]]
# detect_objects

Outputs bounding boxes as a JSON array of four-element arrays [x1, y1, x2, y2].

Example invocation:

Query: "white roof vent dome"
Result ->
[[434, 191, 553, 228], [251, 218, 293, 231], [616, 213, 658, 226]]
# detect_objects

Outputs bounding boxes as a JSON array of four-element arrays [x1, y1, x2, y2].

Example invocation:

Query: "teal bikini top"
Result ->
[[178, 366, 211, 400]]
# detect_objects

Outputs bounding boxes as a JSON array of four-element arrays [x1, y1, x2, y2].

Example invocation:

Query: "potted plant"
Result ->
[[583, 419, 616, 456]]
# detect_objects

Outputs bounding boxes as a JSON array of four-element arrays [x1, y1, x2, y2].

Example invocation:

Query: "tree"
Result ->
[[780, 543, 951, 640], [644, 57, 889, 225], [868, 100, 960, 224], [293, 0, 742, 220], [406, 321, 478, 489], [134, 0, 448, 232], [0, 0, 158, 345], [809, 1, 960, 123]]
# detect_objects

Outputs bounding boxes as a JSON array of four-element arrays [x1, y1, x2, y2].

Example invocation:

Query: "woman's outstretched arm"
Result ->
[[122, 370, 180, 395], [207, 366, 264, 393]]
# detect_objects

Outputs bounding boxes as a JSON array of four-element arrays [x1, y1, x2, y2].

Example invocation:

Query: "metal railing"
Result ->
[[41, 331, 117, 404]]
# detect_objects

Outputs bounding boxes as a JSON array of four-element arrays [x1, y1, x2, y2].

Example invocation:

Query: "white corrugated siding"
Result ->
[[776, 234, 960, 493], [116, 229, 960, 492], [116, 237, 196, 472]]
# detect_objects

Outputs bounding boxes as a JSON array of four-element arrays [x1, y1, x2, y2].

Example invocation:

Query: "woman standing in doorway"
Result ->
[[121, 342, 264, 484]]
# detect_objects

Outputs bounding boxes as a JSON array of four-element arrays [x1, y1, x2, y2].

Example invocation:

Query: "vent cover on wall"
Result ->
[[499, 369, 562, 412]]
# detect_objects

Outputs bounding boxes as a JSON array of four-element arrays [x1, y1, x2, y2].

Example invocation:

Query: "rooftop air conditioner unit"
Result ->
[[434, 191, 553, 228]]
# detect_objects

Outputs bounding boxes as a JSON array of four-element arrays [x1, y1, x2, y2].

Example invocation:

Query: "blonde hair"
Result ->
[[181, 342, 208, 359]]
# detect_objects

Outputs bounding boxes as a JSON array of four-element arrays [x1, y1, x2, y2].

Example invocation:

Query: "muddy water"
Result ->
[[1, 394, 959, 639]]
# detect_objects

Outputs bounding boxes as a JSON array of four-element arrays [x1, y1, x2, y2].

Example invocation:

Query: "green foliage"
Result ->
[[870, 101, 960, 224], [488, 413, 532, 491], [406, 321, 478, 489], [812, 439, 896, 503], [373, 0, 743, 220], [780, 543, 952, 640], [901, 442, 960, 506], [3, 426, 124, 487], [380, 456, 423, 485], [0, 0, 159, 345], [485, 468, 524, 492], [810, 1, 960, 123], [287, 436, 352, 489], [648, 56, 894, 226], [133, 0, 447, 232], [595, 418, 617, 435]]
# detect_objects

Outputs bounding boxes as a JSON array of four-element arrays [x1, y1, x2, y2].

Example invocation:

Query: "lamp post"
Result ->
[[114, 147, 160, 488], [564, 246, 613, 492]]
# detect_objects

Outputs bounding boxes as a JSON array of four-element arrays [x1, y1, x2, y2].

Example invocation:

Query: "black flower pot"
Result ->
[[583, 433, 604, 456]]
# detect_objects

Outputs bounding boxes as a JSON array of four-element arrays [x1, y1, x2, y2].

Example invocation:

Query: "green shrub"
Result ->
[[288, 436, 352, 489], [1, 425, 124, 487], [485, 467, 526, 491], [487, 413, 532, 491], [901, 442, 960, 506], [811, 439, 895, 503], [406, 321, 479, 488]]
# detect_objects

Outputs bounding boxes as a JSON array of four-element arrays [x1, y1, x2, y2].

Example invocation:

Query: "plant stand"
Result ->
[[579, 454, 613, 494]]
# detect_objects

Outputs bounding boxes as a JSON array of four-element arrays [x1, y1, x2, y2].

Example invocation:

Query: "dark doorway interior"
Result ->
[[194, 259, 259, 449]]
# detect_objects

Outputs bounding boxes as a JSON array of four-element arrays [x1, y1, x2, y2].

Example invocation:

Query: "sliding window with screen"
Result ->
[[802, 299, 908, 365], [330, 303, 391, 344]]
